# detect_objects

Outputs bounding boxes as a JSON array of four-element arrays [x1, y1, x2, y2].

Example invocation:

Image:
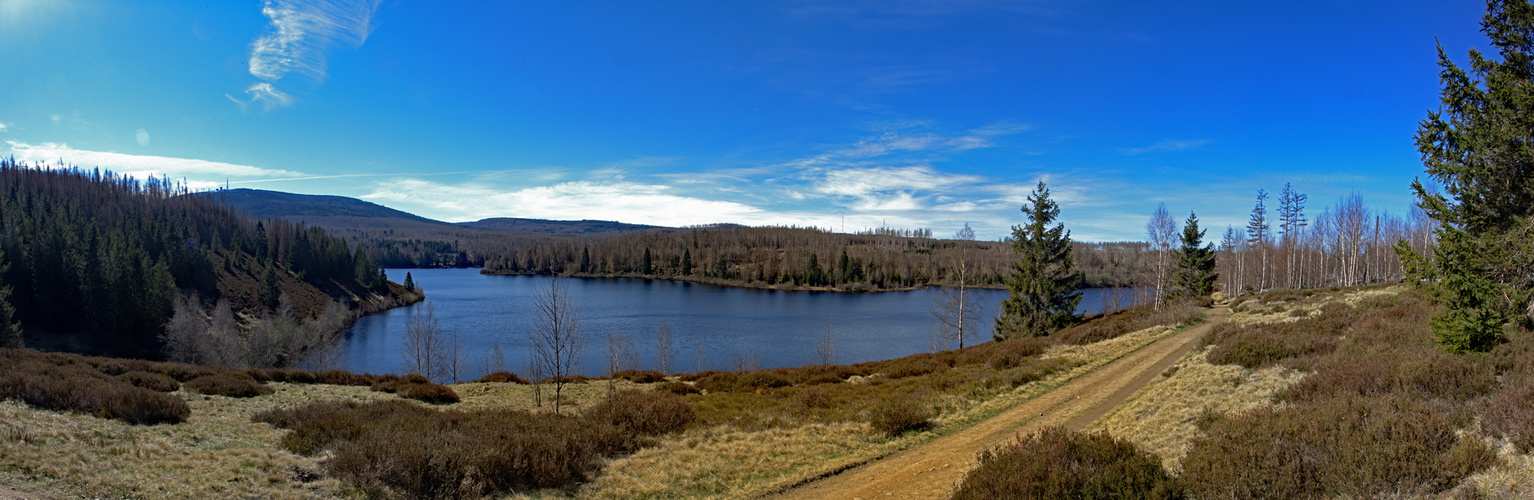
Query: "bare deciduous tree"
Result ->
[[486, 342, 506, 375], [816, 319, 837, 365], [529, 277, 585, 414], [603, 332, 637, 395], [653, 321, 675, 375], [1146, 203, 1178, 310], [401, 302, 445, 381]]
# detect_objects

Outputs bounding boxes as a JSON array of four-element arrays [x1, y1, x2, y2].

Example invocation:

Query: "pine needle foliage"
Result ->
[[994, 182, 1081, 340], [1401, 0, 1534, 352], [1171, 212, 1217, 298]]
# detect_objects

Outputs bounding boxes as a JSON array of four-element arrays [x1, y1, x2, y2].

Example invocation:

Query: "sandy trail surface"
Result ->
[[769, 307, 1228, 500]]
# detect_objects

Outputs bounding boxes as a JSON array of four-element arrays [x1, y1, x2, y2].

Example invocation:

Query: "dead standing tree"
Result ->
[[529, 277, 586, 414], [401, 302, 445, 381]]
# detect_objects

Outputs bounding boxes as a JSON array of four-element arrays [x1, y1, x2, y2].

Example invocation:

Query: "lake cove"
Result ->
[[340, 268, 1147, 379]]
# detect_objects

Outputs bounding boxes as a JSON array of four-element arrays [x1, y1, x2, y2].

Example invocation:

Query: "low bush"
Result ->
[[793, 386, 832, 409], [952, 426, 1182, 500], [1181, 394, 1491, 498], [370, 373, 431, 393], [1283, 346, 1494, 403], [1002, 358, 1079, 388], [186, 373, 274, 398], [255, 399, 642, 497], [1203, 321, 1337, 369], [736, 371, 792, 389], [655, 381, 700, 395], [539, 374, 593, 385], [1482, 365, 1534, 452], [882, 356, 947, 379], [693, 371, 740, 393], [476, 371, 530, 384], [117, 371, 180, 392], [147, 362, 228, 382], [397, 383, 460, 405], [0, 349, 188, 425], [612, 369, 667, 383], [315, 369, 375, 386], [585, 390, 695, 435], [868, 394, 932, 437]]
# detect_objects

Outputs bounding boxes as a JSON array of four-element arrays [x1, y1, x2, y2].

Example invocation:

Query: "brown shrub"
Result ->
[[585, 390, 695, 436], [693, 371, 741, 393], [613, 369, 667, 383], [736, 371, 791, 389], [1482, 366, 1534, 452], [0, 350, 188, 425], [396, 383, 460, 405], [186, 373, 274, 398], [952, 426, 1182, 500], [1002, 358, 1079, 388], [314, 369, 375, 386], [654, 381, 700, 395], [148, 362, 228, 382], [370, 373, 430, 393], [793, 387, 832, 409], [1182, 394, 1490, 498], [1204, 321, 1337, 369], [869, 394, 931, 437], [254, 399, 639, 497], [475, 371, 531, 384], [882, 356, 947, 379], [117, 371, 180, 392], [1284, 346, 1494, 403]]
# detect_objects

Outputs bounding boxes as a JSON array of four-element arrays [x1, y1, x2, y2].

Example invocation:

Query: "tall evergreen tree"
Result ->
[[0, 245, 20, 348], [641, 248, 652, 275], [1171, 212, 1218, 298], [1400, 0, 1534, 352], [995, 182, 1081, 340]]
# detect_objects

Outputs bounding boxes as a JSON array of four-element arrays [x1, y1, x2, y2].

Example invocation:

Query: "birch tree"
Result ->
[[529, 277, 586, 414], [1146, 203, 1178, 310]]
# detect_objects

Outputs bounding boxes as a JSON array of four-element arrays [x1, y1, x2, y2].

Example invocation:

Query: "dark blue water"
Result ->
[[340, 269, 1146, 379]]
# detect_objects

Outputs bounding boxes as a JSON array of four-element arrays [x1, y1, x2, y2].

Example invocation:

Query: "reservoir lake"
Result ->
[[340, 268, 1148, 379]]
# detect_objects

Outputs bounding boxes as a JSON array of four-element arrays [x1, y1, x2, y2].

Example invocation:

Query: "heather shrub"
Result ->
[[117, 370, 180, 392], [186, 372, 274, 398], [883, 356, 947, 378], [955, 336, 1049, 366], [1204, 321, 1337, 369], [314, 369, 375, 386], [0, 350, 188, 425], [370, 373, 431, 393], [613, 369, 667, 383], [1284, 346, 1494, 403], [1182, 394, 1490, 498], [655, 381, 700, 395], [585, 390, 695, 435], [255, 399, 639, 497], [869, 394, 931, 437], [793, 386, 832, 409], [736, 371, 791, 389], [693, 371, 741, 393], [1481, 365, 1534, 452], [475, 371, 531, 384], [952, 427, 1182, 500], [148, 361, 227, 382], [1002, 358, 1078, 388], [397, 383, 460, 405]]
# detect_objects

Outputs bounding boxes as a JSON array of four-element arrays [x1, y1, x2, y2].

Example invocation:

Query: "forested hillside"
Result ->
[[481, 225, 1153, 290], [0, 160, 414, 360]]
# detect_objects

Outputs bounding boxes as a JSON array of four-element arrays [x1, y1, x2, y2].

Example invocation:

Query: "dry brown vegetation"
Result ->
[[952, 426, 1182, 500], [1074, 286, 1534, 499], [0, 300, 1207, 499]]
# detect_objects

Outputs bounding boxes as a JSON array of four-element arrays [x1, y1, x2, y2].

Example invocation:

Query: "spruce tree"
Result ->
[[995, 182, 1081, 340], [1401, 0, 1534, 352], [403, 271, 415, 292], [1171, 212, 1218, 298], [0, 246, 20, 348]]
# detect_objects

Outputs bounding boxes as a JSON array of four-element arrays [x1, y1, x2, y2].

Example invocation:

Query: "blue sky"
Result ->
[[0, 0, 1489, 241]]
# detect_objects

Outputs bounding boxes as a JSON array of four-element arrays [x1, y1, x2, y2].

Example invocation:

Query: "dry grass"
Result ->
[[1468, 442, 1534, 498], [0, 383, 394, 499], [1096, 345, 1303, 471]]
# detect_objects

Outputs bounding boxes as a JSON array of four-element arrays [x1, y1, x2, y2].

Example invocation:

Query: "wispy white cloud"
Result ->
[[5, 142, 299, 180], [0, 122, 7, 132], [361, 178, 770, 227], [234, 0, 381, 110], [1120, 138, 1211, 155]]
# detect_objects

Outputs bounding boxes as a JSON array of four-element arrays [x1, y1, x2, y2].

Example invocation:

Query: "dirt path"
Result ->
[[770, 307, 1229, 500]]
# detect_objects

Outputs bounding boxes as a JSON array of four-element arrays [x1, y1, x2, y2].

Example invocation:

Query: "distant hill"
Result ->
[[197, 188, 665, 268], [461, 217, 659, 235], [201, 189, 444, 223], [201, 188, 658, 235]]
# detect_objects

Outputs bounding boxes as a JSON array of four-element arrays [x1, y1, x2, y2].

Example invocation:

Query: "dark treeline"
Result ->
[[479, 224, 1153, 290], [0, 159, 405, 359]]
